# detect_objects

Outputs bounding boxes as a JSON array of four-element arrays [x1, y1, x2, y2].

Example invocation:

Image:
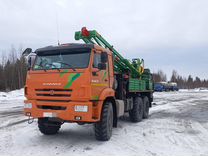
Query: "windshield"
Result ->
[[33, 49, 91, 70]]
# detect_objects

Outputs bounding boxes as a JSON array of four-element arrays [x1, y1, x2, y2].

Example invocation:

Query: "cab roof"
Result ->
[[35, 43, 94, 54], [35, 43, 112, 56]]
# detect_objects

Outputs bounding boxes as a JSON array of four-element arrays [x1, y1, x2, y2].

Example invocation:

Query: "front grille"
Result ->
[[35, 89, 72, 101], [36, 94, 70, 97], [37, 100, 70, 102], [37, 105, 66, 110], [35, 89, 72, 92]]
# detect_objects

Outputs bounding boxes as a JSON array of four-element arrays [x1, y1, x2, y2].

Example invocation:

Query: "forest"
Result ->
[[152, 70, 208, 89], [0, 46, 27, 91]]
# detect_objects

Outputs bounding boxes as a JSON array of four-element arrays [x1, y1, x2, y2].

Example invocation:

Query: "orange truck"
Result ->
[[23, 27, 153, 141]]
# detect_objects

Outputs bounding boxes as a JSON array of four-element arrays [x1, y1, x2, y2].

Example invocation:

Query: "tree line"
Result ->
[[0, 46, 27, 91], [0, 47, 207, 91], [153, 70, 208, 89]]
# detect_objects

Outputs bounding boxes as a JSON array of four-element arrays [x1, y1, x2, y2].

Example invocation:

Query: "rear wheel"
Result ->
[[143, 96, 150, 119], [94, 101, 113, 141], [38, 118, 61, 135], [129, 96, 143, 122]]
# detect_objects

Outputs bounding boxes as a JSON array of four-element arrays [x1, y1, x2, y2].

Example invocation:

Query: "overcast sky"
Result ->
[[0, 0, 207, 79]]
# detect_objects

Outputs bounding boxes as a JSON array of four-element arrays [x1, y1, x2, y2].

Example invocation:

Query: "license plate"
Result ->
[[74, 105, 88, 112], [43, 112, 57, 117]]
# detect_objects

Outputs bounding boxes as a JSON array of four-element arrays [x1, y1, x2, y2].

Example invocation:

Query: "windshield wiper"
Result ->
[[57, 61, 76, 71], [34, 64, 47, 72], [36, 57, 48, 72], [45, 63, 60, 72]]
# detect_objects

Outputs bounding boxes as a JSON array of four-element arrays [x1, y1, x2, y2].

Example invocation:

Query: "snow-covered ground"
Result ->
[[0, 89, 208, 156]]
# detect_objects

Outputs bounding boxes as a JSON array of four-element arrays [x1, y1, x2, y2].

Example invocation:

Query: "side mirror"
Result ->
[[28, 57, 32, 70], [27, 53, 36, 70], [22, 48, 32, 56], [98, 63, 106, 70], [101, 52, 108, 63]]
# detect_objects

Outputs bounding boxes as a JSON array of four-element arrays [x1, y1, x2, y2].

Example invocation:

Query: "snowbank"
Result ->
[[0, 88, 25, 100]]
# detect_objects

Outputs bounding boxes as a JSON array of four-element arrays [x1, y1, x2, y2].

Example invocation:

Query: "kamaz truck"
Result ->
[[23, 27, 154, 141]]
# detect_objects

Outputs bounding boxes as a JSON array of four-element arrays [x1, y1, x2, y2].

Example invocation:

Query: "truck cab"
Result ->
[[154, 83, 165, 92], [24, 43, 116, 122]]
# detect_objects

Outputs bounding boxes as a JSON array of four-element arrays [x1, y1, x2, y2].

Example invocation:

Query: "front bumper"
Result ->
[[24, 100, 101, 122]]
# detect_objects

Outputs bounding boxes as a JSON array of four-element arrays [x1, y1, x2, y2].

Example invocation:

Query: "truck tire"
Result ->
[[94, 101, 113, 141], [143, 96, 149, 119], [129, 96, 143, 122], [38, 118, 61, 135]]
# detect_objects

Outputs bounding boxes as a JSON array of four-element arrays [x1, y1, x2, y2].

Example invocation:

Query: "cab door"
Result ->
[[91, 51, 109, 100]]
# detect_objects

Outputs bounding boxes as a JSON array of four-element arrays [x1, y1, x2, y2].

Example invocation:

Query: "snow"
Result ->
[[0, 88, 25, 99], [0, 89, 208, 156], [179, 88, 208, 92], [0, 89, 25, 110]]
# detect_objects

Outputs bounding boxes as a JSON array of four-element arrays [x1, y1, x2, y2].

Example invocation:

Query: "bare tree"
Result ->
[[152, 70, 167, 82], [170, 70, 178, 82]]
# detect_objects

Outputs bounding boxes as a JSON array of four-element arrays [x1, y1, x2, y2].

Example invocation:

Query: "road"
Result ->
[[0, 90, 208, 156]]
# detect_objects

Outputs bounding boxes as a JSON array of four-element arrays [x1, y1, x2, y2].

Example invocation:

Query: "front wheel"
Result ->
[[94, 101, 113, 141], [38, 118, 61, 135]]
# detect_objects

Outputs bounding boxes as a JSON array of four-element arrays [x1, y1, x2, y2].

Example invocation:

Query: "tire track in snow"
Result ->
[[0, 119, 28, 129], [0, 107, 27, 129]]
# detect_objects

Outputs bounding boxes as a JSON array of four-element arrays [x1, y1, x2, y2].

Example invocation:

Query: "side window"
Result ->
[[93, 53, 101, 68]]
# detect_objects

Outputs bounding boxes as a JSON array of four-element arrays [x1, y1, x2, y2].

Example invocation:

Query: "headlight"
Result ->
[[74, 105, 88, 112], [24, 103, 32, 109]]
